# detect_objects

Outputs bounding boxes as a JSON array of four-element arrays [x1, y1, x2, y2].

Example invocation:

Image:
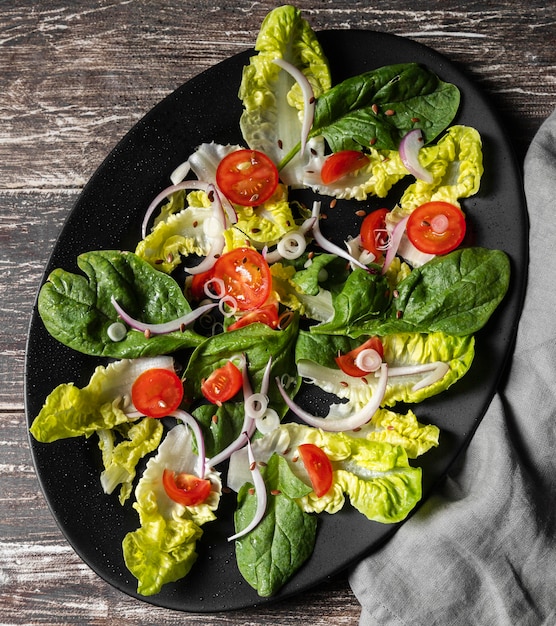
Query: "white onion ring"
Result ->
[[277, 230, 306, 259], [263, 217, 315, 264], [399, 129, 434, 183], [354, 348, 383, 373], [228, 438, 268, 541], [171, 409, 206, 479], [219, 295, 238, 317], [255, 408, 280, 435], [244, 392, 269, 421], [276, 364, 389, 432], [110, 296, 217, 335], [272, 57, 315, 156], [204, 277, 225, 299]]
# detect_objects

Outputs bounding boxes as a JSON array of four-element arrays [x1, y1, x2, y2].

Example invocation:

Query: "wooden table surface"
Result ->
[[2, 1, 554, 624]]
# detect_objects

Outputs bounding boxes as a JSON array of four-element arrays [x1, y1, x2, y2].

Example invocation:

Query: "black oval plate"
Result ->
[[25, 30, 527, 612]]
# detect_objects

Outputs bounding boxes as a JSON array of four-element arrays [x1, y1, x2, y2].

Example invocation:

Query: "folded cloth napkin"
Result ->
[[349, 108, 556, 626]]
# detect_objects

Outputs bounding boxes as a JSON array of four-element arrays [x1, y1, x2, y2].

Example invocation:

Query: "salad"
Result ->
[[30, 5, 510, 599]]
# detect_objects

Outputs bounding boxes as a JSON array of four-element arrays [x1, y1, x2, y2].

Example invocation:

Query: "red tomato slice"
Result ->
[[201, 360, 243, 405], [216, 149, 279, 206], [227, 303, 280, 331], [360, 208, 390, 259], [320, 150, 370, 185], [131, 368, 184, 418], [298, 443, 333, 498], [406, 201, 466, 255], [212, 247, 272, 311], [189, 268, 214, 301], [162, 469, 212, 506], [335, 336, 384, 378]]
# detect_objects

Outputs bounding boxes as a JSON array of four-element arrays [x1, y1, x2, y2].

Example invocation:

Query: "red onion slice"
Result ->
[[276, 363, 389, 432], [382, 214, 409, 274], [399, 129, 434, 184], [228, 438, 268, 541], [141, 180, 211, 239], [272, 57, 315, 156], [386, 361, 450, 391], [170, 409, 206, 479], [111, 296, 217, 335], [311, 202, 369, 271], [207, 355, 256, 468]]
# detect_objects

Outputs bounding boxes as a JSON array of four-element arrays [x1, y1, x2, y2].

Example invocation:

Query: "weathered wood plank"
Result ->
[[0, 190, 77, 409], [1, 1, 554, 190]]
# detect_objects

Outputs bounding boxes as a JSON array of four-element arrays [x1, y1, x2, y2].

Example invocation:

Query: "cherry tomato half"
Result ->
[[335, 336, 384, 378], [212, 247, 272, 311], [227, 303, 280, 331], [162, 469, 212, 507], [298, 443, 333, 497], [360, 208, 390, 260], [201, 360, 243, 405], [406, 201, 466, 255], [320, 150, 370, 185], [189, 268, 214, 301], [131, 368, 184, 418], [216, 149, 279, 206]]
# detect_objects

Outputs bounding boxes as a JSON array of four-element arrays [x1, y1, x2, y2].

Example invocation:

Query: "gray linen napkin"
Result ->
[[349, 108, 556, 626]]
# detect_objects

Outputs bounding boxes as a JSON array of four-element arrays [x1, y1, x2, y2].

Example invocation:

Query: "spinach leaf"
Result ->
[[309, 267, 392, 335], [183, 316, 300, 416], [38, 250, 205, 358], [311, 63, 460, 152], [234, 454, 316, 597], [192, 402, 246, 459], [365, 247, 511, 337]]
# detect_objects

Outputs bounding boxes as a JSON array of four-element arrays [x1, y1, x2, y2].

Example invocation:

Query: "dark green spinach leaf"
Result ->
[[234, 454, 316, 597], [38, 250, 205, 358], [311, 63, 461, 152], [308, 266, 392, 335]]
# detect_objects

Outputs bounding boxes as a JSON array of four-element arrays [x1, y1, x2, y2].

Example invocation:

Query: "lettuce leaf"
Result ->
[[30, 356, 174, 442], [222, 184, 297, 249], [122, 425, 222, 596], [98, 418, 163, 505], [278, 424, 421, 523], [354, 407, 439, 459], [135, 188, 215, 274], [301, 138, 409, 200], [238, 5, 331, 184], [398, 125, 484, 212], [233, 424, 423, 525], [38, 250, 206, 358], [296, 331, 474, 409]]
